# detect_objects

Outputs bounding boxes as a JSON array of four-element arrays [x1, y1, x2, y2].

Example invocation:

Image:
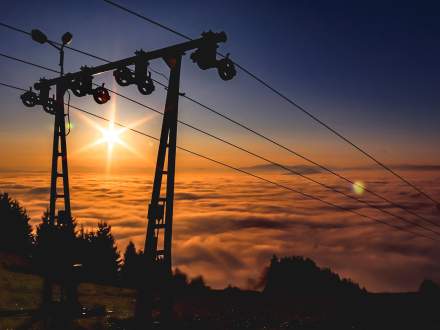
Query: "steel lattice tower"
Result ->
[[21, 31, 235, 327], [49, 83, 71, 225], [134, 55, 182, 326]]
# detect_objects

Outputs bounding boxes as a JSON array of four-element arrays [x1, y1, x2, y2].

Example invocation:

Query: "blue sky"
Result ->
[[1, 0, 440, 171]]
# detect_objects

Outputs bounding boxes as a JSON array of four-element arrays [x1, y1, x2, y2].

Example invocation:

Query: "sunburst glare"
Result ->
[[71, 90, 153, 172]]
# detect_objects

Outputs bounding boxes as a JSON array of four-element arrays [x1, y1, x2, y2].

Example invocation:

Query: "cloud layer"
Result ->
[[1, 169, 440, 292]]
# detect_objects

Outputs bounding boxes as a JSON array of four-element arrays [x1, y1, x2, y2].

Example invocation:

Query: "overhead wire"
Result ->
[[100, 0, 440, 207], [104, 86, 440, 236], [3, 20, 438, 222], [0, 52, 59, 74], [2, 50, 438, 232], [1, 80, 438, 243]]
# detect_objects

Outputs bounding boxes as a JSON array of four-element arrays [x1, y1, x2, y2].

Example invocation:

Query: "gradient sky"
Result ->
[[1, 0, 440, 170], [1, 1, 440, 292]]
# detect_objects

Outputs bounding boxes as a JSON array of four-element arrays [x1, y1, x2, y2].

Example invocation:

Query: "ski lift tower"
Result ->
[[21, 30, 236, 327]]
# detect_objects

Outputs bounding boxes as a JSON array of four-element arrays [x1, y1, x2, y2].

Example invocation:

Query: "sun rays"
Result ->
[[71, 90, 152, 172]]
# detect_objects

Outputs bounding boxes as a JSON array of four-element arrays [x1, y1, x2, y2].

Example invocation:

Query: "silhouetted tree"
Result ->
[[262, 255, 363, 297], [121, 241, 143, 287], [33, 211, 55, 274], [76, 225, 94, 272], [174, 268, 188, 285], [33, 210, 79, 306], [83, 221, 121, 284], [419, 279, 440, 296], [173, 268, 189, 294], [0, 192, 33, 256], [188, 275, 209, 293], [34, 210, 78, 270], [123, 241, 137, 270], [33, 211, 56, 305], [419, 279, 440, 313]]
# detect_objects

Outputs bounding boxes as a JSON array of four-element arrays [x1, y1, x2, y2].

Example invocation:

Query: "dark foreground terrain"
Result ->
[[1, 253, 439, 329]]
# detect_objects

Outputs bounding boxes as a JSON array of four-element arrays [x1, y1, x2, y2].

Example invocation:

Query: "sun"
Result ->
[[100, 121, 122, 147], [102, 127, 118, 145], [71, 90, 152, 172]]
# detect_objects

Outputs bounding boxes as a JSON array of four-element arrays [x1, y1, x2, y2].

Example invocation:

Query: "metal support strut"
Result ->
[[135, 55, 182, 327], [49, 83, 71, 225], [42, 82, 77, 308]]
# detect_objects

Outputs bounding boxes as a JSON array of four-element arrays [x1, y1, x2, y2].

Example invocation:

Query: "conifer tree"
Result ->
[[121, 240, 141, 287], [87, 221, 121, 284], [0, 192, 33, 256]]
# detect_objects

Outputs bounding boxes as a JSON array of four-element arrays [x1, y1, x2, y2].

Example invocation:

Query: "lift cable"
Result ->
[[100, 0, 440, 208], [2, 20, 438, 223], [106, 87, 440, 237], [1, 80, 437, 243], [0, 52, 59, 74], [2, 51, 438, 232]]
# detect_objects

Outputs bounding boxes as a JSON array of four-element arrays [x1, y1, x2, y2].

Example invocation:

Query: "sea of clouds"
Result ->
[[1, 168, 440, 292]]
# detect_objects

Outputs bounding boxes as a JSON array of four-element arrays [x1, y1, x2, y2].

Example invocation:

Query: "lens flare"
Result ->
[[353, 181, 365, 195], [101, 122, 120, 146], [70, 88, 152, 173]]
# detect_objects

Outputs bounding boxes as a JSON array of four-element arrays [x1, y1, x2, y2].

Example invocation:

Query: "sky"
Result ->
[[0, 1, 440, 292]]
